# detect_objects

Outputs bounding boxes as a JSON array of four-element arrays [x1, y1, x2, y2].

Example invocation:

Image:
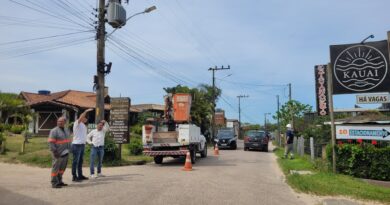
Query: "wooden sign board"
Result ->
[[110, 97, 130, 144]]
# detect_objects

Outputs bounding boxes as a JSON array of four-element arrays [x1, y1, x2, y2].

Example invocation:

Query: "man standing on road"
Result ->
[[48, 117, 71, 188], [87, 120, 109, 178], [72, 108, 93, 182], [283, 124, 294, 159]]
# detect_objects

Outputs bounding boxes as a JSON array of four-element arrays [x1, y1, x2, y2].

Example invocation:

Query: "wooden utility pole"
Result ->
[[208, 65, 230, 141], [327, 63, 337, 173], [96, 0, 106, 123], [277, 95, 281, 146], [237, 95, 249, 138], [288, 83, 294, 129]]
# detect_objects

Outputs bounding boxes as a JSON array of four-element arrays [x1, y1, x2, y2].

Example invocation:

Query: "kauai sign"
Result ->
[[330, 40, 390, 94]]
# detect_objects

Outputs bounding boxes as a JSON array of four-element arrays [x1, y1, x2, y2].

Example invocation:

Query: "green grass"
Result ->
[[274, 147, 390, 203], [0, 134, 152, 168]]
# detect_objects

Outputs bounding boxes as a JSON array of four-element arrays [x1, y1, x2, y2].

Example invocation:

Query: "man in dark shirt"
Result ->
[[284, 124, 294, 159]]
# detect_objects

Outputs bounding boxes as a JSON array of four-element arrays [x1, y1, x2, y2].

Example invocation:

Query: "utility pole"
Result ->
[[288, 83, 294, 130], [277, 95, 281, 146], [264, 113, 271, 132], [95, 0, 106, 123], [237, 95, 249, 138], [208, 65, 230, 142]]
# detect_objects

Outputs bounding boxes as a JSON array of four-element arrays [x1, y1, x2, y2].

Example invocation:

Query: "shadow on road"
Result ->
[[68, 174, 143, 188], [0, 187, 50, 205], [150, 154, 237, 168]]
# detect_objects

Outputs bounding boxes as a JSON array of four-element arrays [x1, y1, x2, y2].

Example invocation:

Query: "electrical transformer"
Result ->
[[107, 1, 126, 28]]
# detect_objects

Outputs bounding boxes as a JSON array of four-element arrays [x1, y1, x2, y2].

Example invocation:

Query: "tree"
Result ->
[[163, 84, 221, 138], [273, 100, 312, 133], [0, 92, 30, 124]]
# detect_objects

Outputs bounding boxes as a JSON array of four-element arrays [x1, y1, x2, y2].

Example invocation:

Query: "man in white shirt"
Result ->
[[72, 108, 93, 182], [87, 120, 109, 178]]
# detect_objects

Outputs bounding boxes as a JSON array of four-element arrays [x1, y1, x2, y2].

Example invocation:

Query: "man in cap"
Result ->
[[48, 117, 71, 188], [284, 124, 294, 159]]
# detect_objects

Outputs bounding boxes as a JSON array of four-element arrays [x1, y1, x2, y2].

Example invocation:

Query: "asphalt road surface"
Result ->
[[0, 141, 313, 205]]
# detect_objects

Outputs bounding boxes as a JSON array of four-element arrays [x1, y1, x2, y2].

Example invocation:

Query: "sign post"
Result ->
[[326, 63, 337, 173], [110, 97, 130, 161]]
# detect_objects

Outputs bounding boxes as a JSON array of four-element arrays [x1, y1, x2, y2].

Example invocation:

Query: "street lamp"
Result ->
[[264, 113, 271, 132], [106, 5, 157, 38]]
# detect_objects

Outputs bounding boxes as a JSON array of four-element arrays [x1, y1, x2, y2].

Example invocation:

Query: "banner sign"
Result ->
[[330, 40, 390, 94], [314, 65, 329, 116], [110, 97, 130, 144], [336, 125, 390, 141], [356, 93, 390, 104]]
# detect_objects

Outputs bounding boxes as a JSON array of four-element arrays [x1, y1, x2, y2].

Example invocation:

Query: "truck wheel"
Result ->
[[200, 146, 207, 158], [190, 149, 196, 164], [154, 156, 163, 164]]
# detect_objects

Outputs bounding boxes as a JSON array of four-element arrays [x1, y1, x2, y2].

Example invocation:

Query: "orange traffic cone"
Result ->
[[214, 144, 219, 156], [182, 151, 193, 171]]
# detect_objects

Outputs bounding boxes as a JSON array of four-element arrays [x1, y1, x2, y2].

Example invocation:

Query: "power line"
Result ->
[[1, 37, 94, 60], [107, 37, 188, 85], [9, 0, 92, 29], [0, 30, 94, 46]]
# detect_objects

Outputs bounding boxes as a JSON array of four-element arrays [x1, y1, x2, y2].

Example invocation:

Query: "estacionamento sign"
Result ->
[[336, 125, 390, 141]]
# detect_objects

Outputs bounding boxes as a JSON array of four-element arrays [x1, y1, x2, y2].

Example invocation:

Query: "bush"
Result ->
[[328, 143, 390, 181], [10, 125, 25, 134], [0, 123, 11, 132], [128, 136, 143, 156], [131, 124, 142, 135], [103, 135, 120, 162], [0, 132, 5, 154]]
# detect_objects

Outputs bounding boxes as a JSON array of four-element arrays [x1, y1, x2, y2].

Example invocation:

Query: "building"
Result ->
[[215, 108, 226, 127], [20, 90, 165, 135], [20, 90, 111, 135]]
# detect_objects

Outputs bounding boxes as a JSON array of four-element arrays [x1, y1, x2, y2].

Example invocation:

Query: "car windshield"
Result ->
[[246, 131, 265, 138], [217, 130, 233, 139]]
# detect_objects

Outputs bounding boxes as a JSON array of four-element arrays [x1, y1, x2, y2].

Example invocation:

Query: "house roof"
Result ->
[[132, 104, 165, 112], [20, 90, 110, 110], [20, 90, 164, 113]]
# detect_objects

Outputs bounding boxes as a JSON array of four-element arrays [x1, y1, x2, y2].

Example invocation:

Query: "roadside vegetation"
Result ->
[[275, 141, 390, 203], [273, 100, 390, 203]]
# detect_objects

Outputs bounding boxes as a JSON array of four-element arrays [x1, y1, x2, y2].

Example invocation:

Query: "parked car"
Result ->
[[214, 128, 237, 150], [244, 130, 269, 152]]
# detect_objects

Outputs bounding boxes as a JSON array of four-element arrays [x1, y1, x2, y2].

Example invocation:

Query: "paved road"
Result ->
[[0, 141, 312, 205]]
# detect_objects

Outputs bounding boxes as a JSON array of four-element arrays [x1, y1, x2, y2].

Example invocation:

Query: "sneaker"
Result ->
[[58, 182, 68, 186], [78, 175, 89, 180], [97, 173, 106, 177], [90, 174, 97, 179]]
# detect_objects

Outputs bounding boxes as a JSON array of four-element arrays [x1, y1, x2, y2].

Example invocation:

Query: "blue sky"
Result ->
[[1, 0, 390, 125]]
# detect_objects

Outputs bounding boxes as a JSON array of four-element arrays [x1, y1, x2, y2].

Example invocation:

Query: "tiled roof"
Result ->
[[132, 104, 165, 111], [20, 90, 110, 110]]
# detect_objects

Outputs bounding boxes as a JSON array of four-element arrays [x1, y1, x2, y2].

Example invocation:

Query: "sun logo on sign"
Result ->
[[334, 45, 388, 92]]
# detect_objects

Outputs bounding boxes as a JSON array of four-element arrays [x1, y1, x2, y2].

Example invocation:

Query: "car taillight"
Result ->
[[244, 136, 249, 142]]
